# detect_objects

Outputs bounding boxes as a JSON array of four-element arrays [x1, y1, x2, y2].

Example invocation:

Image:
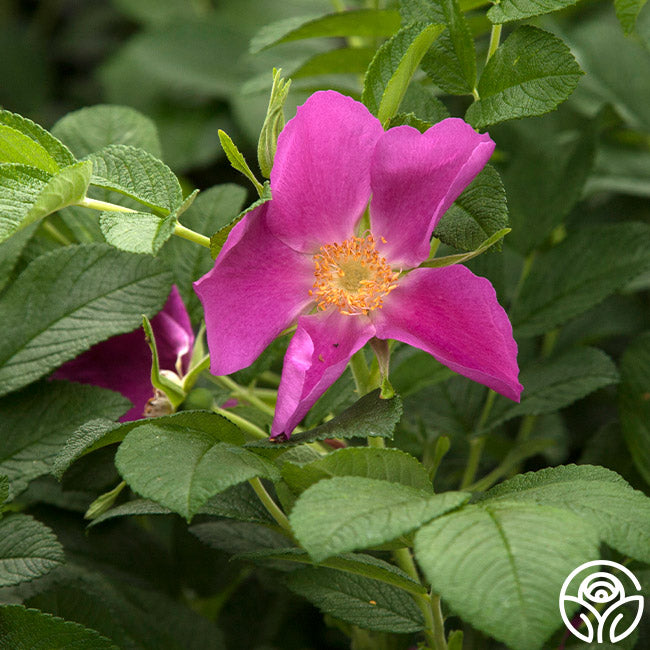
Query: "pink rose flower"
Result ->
[[195, 91, 522, 439], [54, 286, 194, 421]]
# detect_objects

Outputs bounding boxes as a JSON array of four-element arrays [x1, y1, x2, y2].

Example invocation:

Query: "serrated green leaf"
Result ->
[[89, 144, 182, 214], [433, 164, 508, 253], [287, 566, 424, 633], [0, 514, 64, 587], [0, 476, 8, 505], [414, 502, 599, 650], [290, 477, 468, 562], [0, 605, 118, 649], [239, 549, 427, 595], [400, 82, 450, 124], [89, 483, 274, 528], [54, 411, 244, 480], [209, 182, 271, 259], [115, 419, 279, 520], [0, 125, 60, 173], [485, 347, 620, 430], [0, 243, 172, 395], [402, 0, 477, 95], [282, 447, 433, 494], [488, 0, 579, 23], [247, 389, 402, 449], [616, 0, 648, 35], [362, 22, 445, 125], [190, 521, 290, 555], [619, 332, 650, 486], [0, 109, 75, 169], [291, 47, 375, 78], [466, 26, 583, 128], [23, 565, 226, 650], [0, 161, 92, 243], [482, 465, 650, 563], [502, 116, 597, 255], [510, 223, 650, 337], [100, 211, 176, 255], [250, 9, 401, 53], [388, 112, 432, 132], [52, 104, 162, 158], [162, 184, 247, 322], [0, 381, 128, 495], [0, 223, 35, 292], [217, 130, 264, 196]]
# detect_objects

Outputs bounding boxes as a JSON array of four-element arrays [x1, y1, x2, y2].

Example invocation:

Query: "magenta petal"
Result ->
[[373, 266, 522, 401], [54, 286, 195, 421], [271, 310, 375, 439], [370, 119, 495, 268], [267, 91, 384, 253], [193, 204, 314, 376]]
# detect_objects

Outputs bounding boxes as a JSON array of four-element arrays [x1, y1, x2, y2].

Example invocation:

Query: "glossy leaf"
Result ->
[[466, 26, 583, 128]]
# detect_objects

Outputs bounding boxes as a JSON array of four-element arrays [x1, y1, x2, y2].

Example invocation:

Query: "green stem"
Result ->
[[213, 406, 268, 440], [393, 548, 446, 650], [248, 477, 292, 534], [460, 390, 496, 489], [212, 375, 276, 417], [349, 349, 373, 396], [41, 220, 72, 246], [76, 197, 138, 213], [173, 223, 211, 249], [486, 23, 502, 64]]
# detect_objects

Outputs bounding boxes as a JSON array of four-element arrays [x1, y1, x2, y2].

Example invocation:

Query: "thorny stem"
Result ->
[[393, 548, 447, 650], [248, 477, 292, 534]]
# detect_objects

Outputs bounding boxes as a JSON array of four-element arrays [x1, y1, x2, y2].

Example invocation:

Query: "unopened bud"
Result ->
[[257, 68, 291, 178]]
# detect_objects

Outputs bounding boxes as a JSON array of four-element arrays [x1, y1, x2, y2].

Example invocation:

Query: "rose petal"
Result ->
[[194, 204, 314, 376], [267, 90, 383, 253], [370, 119, 495, 268], [372, 266, 522, 400], [54, 286, 194, 421], [271, 309, 375, 439]]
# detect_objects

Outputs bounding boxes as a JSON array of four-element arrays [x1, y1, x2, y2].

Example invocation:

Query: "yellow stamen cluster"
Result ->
[[310, 234, 399, 315]]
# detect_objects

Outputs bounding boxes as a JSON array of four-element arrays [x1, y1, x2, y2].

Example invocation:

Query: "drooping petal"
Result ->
[[194, 204, 314, 377], [271, 310, 375, 439], [267, 90, 384, 253], [369, 119, 495, 268], [54, 286, 194, 421], [372, 266, 522, 401]]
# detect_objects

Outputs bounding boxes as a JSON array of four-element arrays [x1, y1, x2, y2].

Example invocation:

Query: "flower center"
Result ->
[[310, 234, 399, 315]]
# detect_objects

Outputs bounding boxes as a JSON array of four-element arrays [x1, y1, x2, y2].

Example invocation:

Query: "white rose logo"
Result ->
[[559, 560, 644, 644]]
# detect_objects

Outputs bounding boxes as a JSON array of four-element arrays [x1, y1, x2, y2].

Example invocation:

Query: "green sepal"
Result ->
[[218, 129, 264, 196], [142, 314, 186, 409]]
